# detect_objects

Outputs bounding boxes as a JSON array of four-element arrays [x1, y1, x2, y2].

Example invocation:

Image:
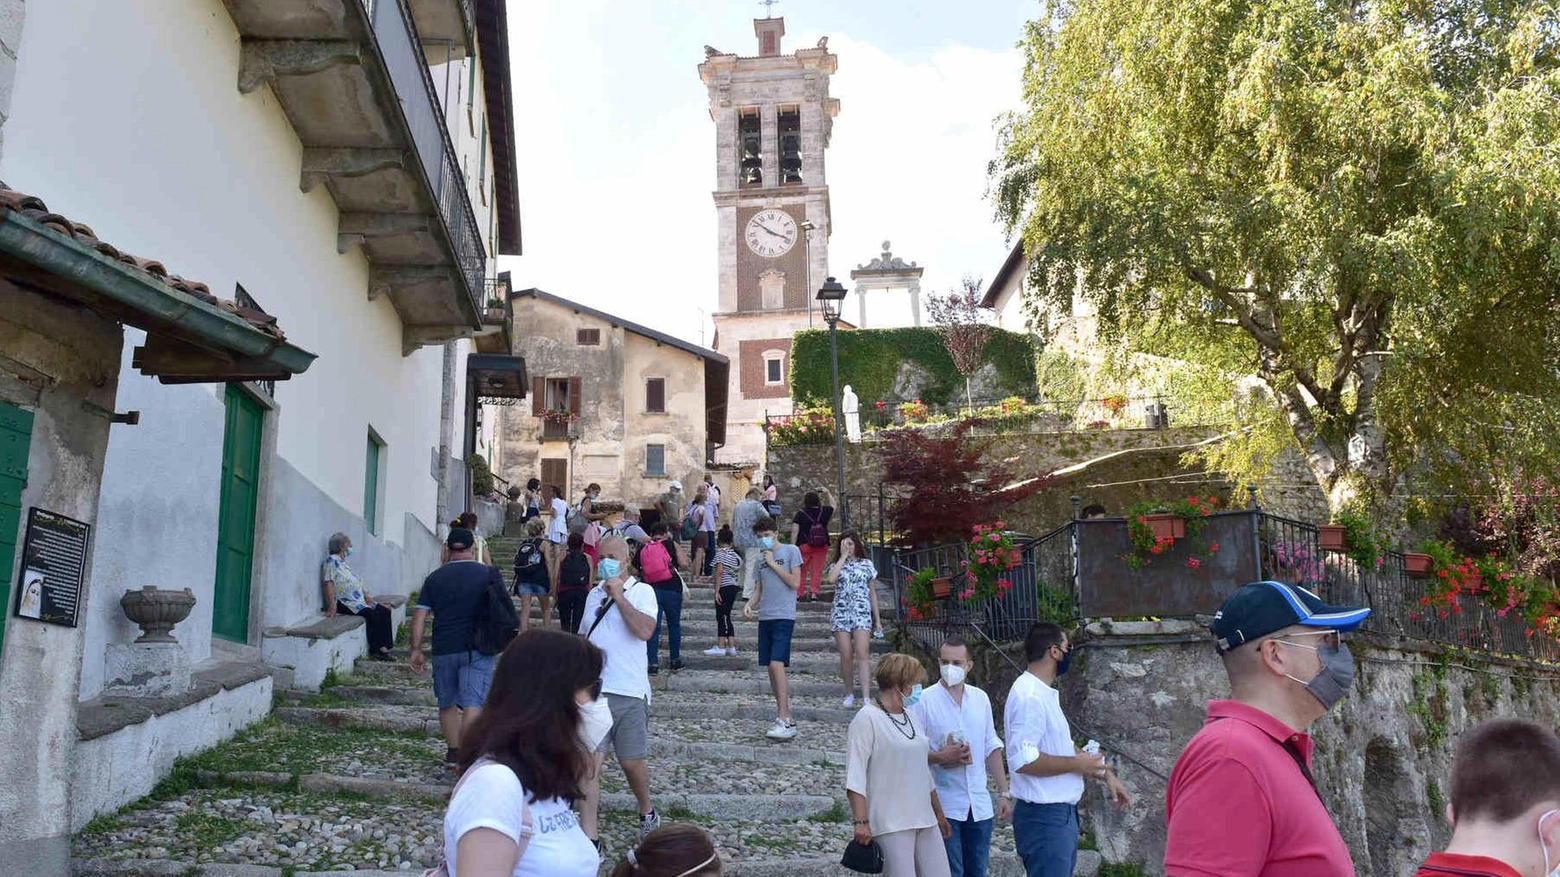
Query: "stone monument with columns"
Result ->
[[849, 241, 925, 328]]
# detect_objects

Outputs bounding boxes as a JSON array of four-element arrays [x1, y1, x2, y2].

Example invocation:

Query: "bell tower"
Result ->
[[699, 17, 840, 464]]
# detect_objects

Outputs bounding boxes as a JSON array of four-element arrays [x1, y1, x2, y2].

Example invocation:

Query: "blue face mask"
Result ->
[[1056, 647, 1073, 676], [904, 683, 923, 707], [759, 536, 775, 550], [345, 547, 354, 558], [596, 558, 620, 580]]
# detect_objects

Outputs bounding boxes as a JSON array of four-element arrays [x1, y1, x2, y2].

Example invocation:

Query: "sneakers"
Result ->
[[725, 647, 737, 656], [648, 665, 659, 676], [703, 646, 727, 656], [640, 810, 661, 837], [765, 718, 798, 740], [842, 693, 855, 708], [669, 659, 685, 671]]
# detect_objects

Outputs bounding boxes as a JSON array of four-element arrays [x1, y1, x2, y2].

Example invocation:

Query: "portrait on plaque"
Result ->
[[13, 508, 90, 628]]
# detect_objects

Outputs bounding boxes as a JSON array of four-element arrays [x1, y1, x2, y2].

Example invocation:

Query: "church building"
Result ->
[[698, 16, 840, 465]]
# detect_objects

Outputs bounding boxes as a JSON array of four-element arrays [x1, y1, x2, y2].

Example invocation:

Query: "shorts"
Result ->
[[431, 650, 496, 709], [756, 619, 796, 667], [516, 580, 549, 596], [597, 692, 650, 761]]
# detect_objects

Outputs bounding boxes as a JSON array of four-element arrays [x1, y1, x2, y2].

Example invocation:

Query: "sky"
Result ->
[[500, 1, 1037, 346]]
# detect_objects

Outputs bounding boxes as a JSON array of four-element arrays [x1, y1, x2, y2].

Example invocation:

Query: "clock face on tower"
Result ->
[[744, 209, 798, 258]]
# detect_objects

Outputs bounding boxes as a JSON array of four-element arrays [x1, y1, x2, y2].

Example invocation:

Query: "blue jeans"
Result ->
[[648, 585, 683, 665], [1012, 802, 1077, 877], [700, 530, 716, 575], [943, 815, 994, 877]]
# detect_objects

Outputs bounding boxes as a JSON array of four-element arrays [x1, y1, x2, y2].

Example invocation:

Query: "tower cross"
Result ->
[[759, 0, 780, 17]]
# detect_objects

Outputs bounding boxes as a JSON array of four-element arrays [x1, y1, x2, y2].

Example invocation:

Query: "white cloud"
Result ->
[[499, 14, 1021, 345]]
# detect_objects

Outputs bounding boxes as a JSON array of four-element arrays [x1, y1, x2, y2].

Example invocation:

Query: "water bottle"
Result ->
[[1083, 740, 1101, 756]]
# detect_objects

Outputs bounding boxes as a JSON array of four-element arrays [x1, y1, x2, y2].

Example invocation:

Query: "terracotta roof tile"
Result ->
[[0, 183, 286, 341]]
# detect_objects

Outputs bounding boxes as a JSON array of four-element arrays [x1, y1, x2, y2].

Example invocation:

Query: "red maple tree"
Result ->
[[879, 419, 1053, 546]]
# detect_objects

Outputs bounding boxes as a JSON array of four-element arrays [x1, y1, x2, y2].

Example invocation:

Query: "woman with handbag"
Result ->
[[845, 653, 952, 877], [434, 628, 609, 877], [761, 474, 783, 518]]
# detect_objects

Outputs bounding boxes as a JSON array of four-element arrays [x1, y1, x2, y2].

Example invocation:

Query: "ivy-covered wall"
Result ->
[[790, 327, 1038, 405]]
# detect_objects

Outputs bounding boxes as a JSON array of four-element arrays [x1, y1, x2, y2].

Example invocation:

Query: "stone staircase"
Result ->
[[68, 544, 1102, 876]]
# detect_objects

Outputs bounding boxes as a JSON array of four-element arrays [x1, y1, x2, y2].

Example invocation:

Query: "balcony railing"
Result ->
[[360, 0, 487, 314]]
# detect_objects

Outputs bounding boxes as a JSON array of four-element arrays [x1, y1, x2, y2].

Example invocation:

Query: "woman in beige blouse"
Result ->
[[846, 653, 953, 877]]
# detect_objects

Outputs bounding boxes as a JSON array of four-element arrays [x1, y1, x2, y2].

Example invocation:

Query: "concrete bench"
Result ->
[[261, 615, 367, 692]]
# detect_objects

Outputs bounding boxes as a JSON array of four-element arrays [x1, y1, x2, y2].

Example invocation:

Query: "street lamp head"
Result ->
[[816, 276, 847, 324]]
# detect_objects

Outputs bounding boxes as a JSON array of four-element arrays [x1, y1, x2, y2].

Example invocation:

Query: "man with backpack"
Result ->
[[410, 528, 513, 765]]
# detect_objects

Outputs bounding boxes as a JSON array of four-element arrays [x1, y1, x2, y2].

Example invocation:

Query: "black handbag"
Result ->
[[840, 839, 884, 874]]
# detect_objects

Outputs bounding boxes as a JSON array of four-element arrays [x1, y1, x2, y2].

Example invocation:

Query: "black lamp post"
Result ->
[[816, 276, 849, 529]]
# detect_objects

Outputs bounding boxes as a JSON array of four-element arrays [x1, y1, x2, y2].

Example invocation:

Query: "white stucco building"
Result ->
[[0, 0, 522, 864]]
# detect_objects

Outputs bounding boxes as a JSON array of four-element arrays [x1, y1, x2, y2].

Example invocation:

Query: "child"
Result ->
[[704, 526, 741, 657], [512, 517, 551, 631], [556, 531, 593, 634]]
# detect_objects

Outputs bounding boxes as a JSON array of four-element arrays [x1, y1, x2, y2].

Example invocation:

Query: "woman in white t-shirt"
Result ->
[[442, 628, 611, 877], [845, 653, 953, 877], [542, 484, 571, 621]]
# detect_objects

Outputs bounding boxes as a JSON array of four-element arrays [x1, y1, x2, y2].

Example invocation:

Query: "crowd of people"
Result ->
[[315, 480, 1555, 877]]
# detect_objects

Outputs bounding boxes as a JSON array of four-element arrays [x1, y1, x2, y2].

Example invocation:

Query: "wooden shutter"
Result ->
[[532, 376, 544, 415], [541, 459, 568, 494], [646, 378, 665, 413], [568, 377, 581, 415]]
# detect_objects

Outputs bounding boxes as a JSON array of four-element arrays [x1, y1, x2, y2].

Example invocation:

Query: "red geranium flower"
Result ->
[[1187, 558, 1202, 569]]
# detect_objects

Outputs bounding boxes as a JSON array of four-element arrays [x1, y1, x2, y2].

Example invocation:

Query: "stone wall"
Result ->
[[768, 427, 1333, 538], [907, 621, 1560, 875]]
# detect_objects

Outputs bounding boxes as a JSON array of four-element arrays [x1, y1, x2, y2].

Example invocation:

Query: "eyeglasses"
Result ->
[[1275, 629, 1342, 650]]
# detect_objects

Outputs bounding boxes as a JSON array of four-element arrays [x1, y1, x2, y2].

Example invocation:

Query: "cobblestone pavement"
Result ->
[[70, 543, 1099, 875]]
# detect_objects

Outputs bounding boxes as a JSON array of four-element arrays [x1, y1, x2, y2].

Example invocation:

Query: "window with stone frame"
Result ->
[[646, 377, 666, 413], [646, 443, 667, 477], [764, 353, 784, 385], [577, 328, 601, 346]]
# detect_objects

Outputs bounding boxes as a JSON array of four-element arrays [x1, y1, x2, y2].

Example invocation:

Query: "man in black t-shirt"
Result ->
[[410, 528, 505, 764]]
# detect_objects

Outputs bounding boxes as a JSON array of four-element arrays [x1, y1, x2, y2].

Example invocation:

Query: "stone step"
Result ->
[[346, 654, 854, 689], [277, 694, 861, 730]]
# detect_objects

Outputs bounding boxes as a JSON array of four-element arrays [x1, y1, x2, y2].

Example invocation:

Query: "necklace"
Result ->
[[874, 699, 917, 740]]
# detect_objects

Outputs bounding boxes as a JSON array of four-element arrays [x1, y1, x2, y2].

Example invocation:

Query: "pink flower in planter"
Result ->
[[1187, 558, 1202, 569], [989, 534, 1001, 543], [1209, 542, 1220, 553]]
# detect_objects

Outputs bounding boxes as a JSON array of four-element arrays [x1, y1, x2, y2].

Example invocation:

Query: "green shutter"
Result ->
[[364, 433, 380, 536], [0, 401, 34, 657], [478, 116, 487, 189]]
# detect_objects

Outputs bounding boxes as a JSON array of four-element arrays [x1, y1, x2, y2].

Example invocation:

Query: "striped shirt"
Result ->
[[713, 547, 741, 589]]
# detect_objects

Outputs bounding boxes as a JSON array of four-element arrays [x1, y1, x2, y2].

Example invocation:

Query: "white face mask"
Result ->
[[578, 696, 613, 752], [940, 664, 968, 688]]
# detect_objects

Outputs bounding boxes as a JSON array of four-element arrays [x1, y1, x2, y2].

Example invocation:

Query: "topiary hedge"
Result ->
[[790, 327, 1037, 406]]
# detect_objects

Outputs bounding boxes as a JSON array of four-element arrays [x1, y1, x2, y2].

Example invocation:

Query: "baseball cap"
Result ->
[[446, 528, 475, 550], [1211, 581, 1370, 653], [669, 480, 683, 490]]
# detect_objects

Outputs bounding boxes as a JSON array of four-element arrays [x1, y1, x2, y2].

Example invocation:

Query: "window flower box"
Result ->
[[1145, 513, 1187, 542], [1403, 553, 1434, 578], [1318, 525, 1346, 552]]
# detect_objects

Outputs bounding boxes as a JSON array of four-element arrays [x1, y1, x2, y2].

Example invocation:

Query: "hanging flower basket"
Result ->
[[1403, 553, 1434, 578], [1317, 525, 1347, 552], [931, 577, 952, 599], [1145, 514, 1187, 542]]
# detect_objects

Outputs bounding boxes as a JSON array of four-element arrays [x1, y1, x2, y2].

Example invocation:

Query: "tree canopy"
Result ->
[[991, 0, 1560, 515]]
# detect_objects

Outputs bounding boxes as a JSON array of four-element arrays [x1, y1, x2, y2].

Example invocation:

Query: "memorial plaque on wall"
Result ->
[[13, 508, 90, 627]]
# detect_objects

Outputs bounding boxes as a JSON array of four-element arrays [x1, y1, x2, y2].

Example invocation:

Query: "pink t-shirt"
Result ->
[[1164, 700, 1353, 877]]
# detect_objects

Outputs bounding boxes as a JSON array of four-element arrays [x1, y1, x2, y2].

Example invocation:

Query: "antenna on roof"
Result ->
[[759, 0, 780, 18]]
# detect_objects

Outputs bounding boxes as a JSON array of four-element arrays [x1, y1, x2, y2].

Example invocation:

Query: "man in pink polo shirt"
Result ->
[[1412, 718, 1560, 877], [1164, 580, 1370, 877]]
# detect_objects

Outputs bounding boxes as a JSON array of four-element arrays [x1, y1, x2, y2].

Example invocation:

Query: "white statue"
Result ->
[[842, 384, 861, 444]]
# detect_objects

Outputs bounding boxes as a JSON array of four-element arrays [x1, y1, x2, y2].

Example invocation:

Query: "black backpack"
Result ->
[[513, 538, 544, 576], [469, 568, 520, 656], [559, 552, 592, 590]]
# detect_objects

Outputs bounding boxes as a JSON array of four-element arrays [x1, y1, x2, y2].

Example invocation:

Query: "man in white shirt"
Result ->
[[577, 536, 662, 845], [1004, 623, 1132, 877], [911, 635, 1011, 877]]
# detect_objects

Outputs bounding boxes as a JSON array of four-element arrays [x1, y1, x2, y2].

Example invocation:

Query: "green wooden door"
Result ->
[[0, 401, 34, 657], [213, 385, 263, 643]]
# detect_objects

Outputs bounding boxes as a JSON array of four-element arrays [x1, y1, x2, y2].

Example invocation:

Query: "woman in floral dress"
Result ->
[[829, 532, 884, 708]]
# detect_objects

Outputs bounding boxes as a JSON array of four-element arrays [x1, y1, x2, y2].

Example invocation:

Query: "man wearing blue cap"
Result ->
[[1164, 580, 1370, 877]]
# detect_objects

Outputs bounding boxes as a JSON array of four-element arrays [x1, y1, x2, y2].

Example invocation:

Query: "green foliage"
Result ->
[[766, 405, 837, 447], [174, 811, 247, 850], [1034, 350, 1087, 401], [1098, 864, 1145, 877], [1410, 664, 1450, 750], [1334, 506, 1385, 571], [992, 0, 1560, 514], [807, 801, 848, 823], [467, 453, 495, 498], [790, 327, 1037, 406]]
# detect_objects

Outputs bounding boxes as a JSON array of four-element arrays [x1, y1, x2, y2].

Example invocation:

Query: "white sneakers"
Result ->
[[703, 646, 726, 656], [842, 693, 856, 708], [765, 718, 798, 740], [725, 647, 737, 656]]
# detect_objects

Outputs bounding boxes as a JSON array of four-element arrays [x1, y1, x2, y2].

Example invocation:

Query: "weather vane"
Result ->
[[759, 0, 780, 17]]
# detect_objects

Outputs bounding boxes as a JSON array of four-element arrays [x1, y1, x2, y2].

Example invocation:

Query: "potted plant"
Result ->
[[1124, 496, 1218, 570], [1403, 552, 1435, 577], [904, 567, 945, 620], [1332, 508, 1385, 571], [1317, 524, 1346, 551], [484, 297, 506, 321], [963, 523, 1021, 602], [1101, 394, 1129, 415]]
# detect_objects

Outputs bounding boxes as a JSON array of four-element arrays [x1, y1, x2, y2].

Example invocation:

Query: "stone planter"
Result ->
[[120, 586, 197, 643], [1403, 553, 1434, 578], [1318, 525, 1347, 552], [484, 306, 506, 323], [1145, 513, 1186, 542]]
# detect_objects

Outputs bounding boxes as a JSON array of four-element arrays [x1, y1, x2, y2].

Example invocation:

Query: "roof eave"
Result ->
[[476, 0, 522, 256]]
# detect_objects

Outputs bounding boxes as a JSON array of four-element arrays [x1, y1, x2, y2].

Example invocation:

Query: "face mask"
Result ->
[[1277, 640, 1355, 710], [596, 558, 620, 580], [1055, 647, 1073, 676], [940, 664, 967, 687], [759, 536, 775, 550], [589, 492, 598, 500], [904, 683, 924, 707], [344, 547, 353, 558], [578, 696, 614, 752]]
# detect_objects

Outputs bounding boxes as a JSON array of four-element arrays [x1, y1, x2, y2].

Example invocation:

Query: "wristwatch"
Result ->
[[998, 792, 1012, 799]]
